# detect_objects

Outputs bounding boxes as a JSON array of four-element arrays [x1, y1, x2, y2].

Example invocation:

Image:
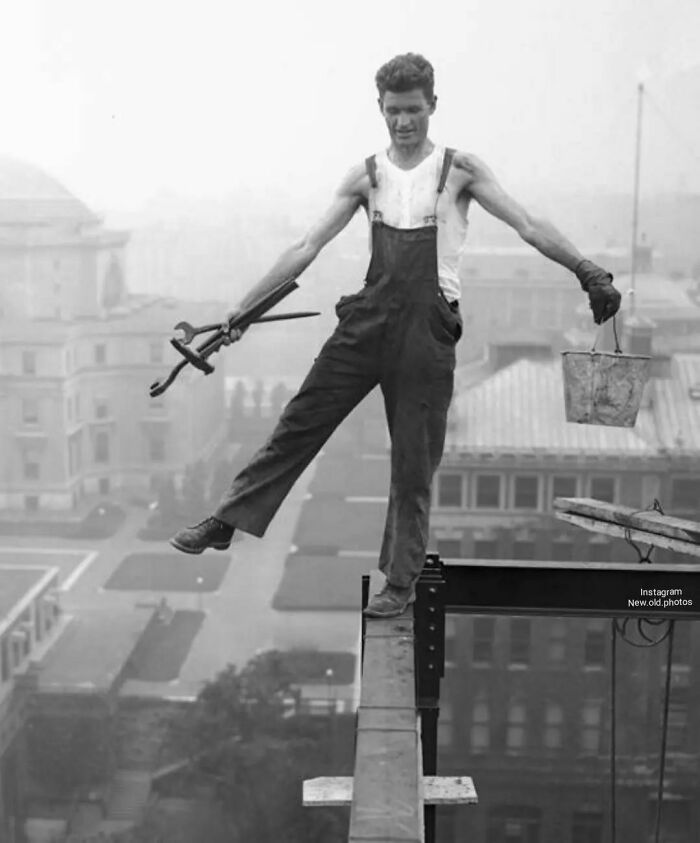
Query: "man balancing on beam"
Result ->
[[170, 52, 621, 618]]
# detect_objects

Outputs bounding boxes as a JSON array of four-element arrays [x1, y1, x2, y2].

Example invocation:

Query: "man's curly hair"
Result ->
[[375, 53, 435, 102]]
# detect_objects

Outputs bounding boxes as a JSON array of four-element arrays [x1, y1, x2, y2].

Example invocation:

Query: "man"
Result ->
[[170, 53, 620, 618]]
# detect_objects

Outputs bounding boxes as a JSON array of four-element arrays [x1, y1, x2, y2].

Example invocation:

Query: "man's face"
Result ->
[[379, 88, 436, 148]]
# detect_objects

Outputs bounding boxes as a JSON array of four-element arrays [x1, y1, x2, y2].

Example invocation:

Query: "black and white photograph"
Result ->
[[1, 1, 700, 841]]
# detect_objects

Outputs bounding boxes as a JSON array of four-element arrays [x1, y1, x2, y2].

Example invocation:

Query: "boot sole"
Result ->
[[362, 595, 416, 618], [169, 538, 231, 555]]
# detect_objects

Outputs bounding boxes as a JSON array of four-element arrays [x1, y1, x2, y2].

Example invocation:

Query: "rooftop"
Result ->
[[0, 156, 100, 227], [0, 566, 49, 620], [448, 358, 658, 455], [37, 609, 153, 695]]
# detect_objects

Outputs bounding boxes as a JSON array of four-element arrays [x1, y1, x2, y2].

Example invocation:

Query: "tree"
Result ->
[[161, 651, 351, 843]]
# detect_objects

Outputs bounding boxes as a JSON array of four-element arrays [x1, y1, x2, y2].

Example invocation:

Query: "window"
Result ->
[[572, 811, 603, 843], [149, 436, 166, 462], [509, 618, 531, 666], [667, 696, 689, 750], [584, 619, 606, 667], [437, 700, 453, 748], [581, 700, 602, 753], [473, 616, 496, 663], [588, 540, 610, 563], [512, 541, 535, 560], [476, 474, 501, 508], [437, 539, 461, 558], [670, 478, 700, 512], [551, 475, 577, 504], [22, 350, 36, 375], [95, 399, 110, 419], [22, 399, 39, 424], [94, 432, 110, 463], [590, 476, 615, 503], [506, 701, 527, 752], [471, 698, 490, 752], [437, 473, 463, 507], [474, 539, 498, 558], [94, 343, 107, 365], [513, 476, 539, 509], [551, 539, 573, 561], [24, 495, 39, 512], [672, 622, 691, 666], [548, 619, 567, 662], [23, 456, 40, 480], [149, 341, 164, 364], [487, 806, 541, 843], [543, 702, 563, 749]]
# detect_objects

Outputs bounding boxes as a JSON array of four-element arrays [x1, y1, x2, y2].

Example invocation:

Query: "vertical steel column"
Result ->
[[414, 554, 447, 843]]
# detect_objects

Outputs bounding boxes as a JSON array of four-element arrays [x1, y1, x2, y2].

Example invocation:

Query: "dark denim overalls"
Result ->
[[215, 147, 462, 588]]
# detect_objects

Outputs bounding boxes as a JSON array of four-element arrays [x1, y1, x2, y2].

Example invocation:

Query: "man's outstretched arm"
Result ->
[[230, 164, 367, 322], [455, 153, 621, 323]]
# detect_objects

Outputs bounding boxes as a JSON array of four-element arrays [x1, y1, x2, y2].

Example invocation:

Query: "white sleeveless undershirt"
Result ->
[[367, 145, 469, 302]]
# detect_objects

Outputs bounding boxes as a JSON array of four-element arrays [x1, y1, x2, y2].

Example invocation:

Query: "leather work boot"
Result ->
[[169, 516, 234, 554], [363, 581, 416, 619]]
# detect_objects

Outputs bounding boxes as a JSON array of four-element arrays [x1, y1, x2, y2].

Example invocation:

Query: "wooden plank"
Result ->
[[349, 571, 423, 842], [556, 512, 700, 558], [554, 497, 700, 544], [303, 776, 478, 807]]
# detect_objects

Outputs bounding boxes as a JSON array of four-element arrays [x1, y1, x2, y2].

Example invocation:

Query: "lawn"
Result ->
[[105, 552, 230, 592], [124, 610, 205, 682]]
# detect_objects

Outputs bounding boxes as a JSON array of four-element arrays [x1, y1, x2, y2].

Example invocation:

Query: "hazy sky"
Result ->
[[2, 0, 699, 216]]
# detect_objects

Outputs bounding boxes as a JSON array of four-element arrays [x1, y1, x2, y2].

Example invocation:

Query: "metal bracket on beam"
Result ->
[[414, 553, 447, 843]]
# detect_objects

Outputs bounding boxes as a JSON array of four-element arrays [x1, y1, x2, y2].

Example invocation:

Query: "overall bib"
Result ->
[[215, 148, 462, 588]]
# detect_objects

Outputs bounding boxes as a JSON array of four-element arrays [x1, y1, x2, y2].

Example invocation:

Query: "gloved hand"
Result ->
[[220, 308, 248, 346], [575, 259, 621, 324]]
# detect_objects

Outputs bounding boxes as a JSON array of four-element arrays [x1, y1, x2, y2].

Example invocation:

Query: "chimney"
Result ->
[[624, 314, 654, 357]]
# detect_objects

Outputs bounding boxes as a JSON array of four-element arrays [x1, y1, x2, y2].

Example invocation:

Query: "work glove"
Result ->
[[575, 259, 621, 324]]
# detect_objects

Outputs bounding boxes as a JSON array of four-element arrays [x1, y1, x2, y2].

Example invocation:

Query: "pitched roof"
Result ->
[[652, 354, 700, 452], [0, 156, 99, 226], [449, 358, 657, 455]]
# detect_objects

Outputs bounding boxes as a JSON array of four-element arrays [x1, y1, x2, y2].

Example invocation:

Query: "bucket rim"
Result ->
[[560, 349, 651, 361]]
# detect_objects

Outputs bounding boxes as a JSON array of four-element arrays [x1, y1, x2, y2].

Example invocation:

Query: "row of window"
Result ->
[[447, 617, 692, 668], [437, 471, 700, 513], [436, 536, 614, 563], [19, 393, 168, 427], [467, 695, 689, 755], [18, 340, 165, 376], [436, 471, 615, 510], [21, 433, 168, 481], [469, 697, 605, 754], [481, 801, 693, 843]]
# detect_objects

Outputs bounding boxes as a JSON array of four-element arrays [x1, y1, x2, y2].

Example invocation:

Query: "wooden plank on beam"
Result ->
[[349, 572, 423, 843], [556, 511, 700, 559], [554, 497, 700, 545], [303, 776, 478, 807]]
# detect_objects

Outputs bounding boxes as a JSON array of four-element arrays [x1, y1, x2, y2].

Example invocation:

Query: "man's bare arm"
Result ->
[[454, 153, 583, 272], [454, 152, 621, 323], [235, 164, 367, 313]]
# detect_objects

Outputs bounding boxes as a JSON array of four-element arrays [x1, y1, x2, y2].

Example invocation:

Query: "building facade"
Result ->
[[0, 157, 227, 512]]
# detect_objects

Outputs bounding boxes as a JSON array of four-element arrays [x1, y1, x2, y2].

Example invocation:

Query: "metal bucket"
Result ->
[[561, 349, 651, 427]]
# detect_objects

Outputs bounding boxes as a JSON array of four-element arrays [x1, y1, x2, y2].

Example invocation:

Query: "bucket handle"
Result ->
[[590, 290, 634, 354]]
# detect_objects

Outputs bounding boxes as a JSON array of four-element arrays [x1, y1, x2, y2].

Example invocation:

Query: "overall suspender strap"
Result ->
[[437, 147, 455, 194], [365, 155, 378, 189]]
